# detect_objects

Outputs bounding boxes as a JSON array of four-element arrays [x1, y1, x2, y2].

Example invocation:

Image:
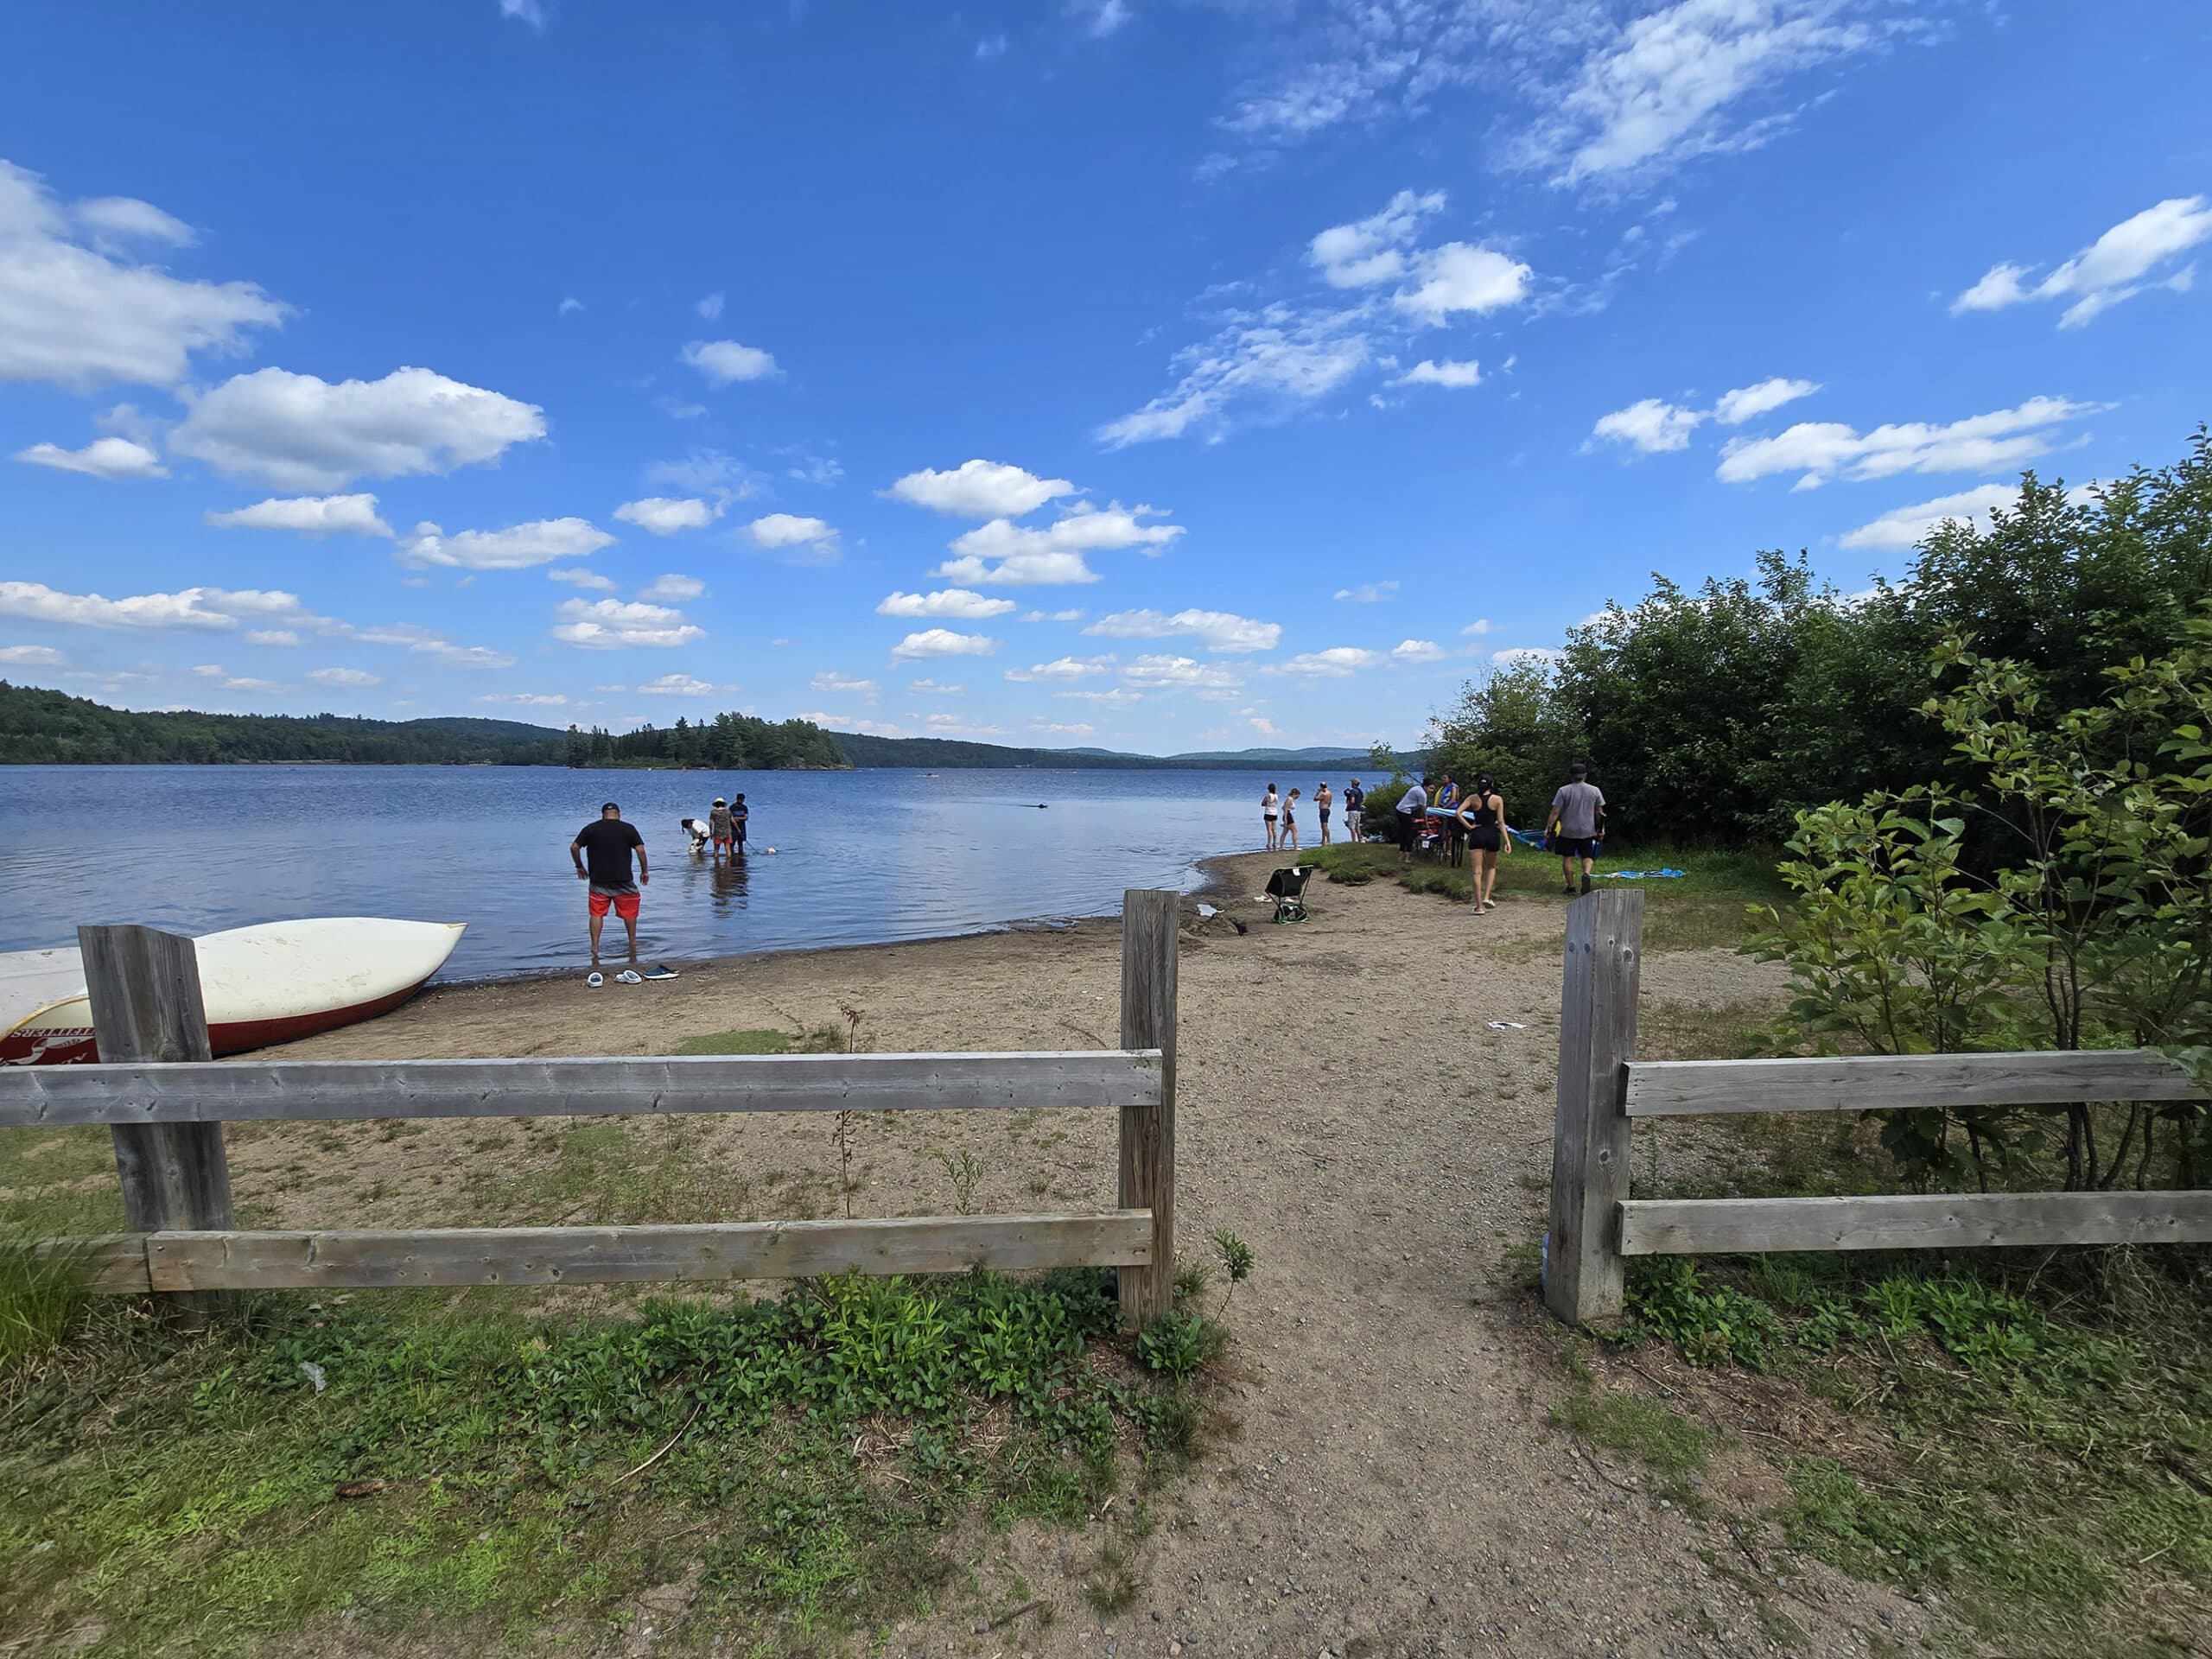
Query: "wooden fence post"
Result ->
[[1545, 889, 1643, 1327], [80, 925, 234, 1312], [1117, 888, 1179, 1329]]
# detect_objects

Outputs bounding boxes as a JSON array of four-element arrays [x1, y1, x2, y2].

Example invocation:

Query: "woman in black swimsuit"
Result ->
[[1458, 772, 1509, 912]]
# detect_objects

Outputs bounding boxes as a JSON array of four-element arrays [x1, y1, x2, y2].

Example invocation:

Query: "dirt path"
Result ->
[[267, 854, 1944, 1658]]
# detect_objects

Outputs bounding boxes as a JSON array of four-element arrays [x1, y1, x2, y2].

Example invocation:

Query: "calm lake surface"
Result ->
[[0, 766, 1292, 979]]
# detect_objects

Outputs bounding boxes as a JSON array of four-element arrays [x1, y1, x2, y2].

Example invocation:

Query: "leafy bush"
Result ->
[[1135, 1309, 1227, 1379]]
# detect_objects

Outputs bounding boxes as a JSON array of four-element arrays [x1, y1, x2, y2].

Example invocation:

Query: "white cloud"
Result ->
[[353, 622, 517, 669], [1396, 359, 1484, 389], [1277, 646, 1383, 677], [1083, 608, 1280, 653], [15, 435, 168, 480], [398, 517, 614, 570], [1005, 655, 1116, 683], [549, 566, 615, 591], [1034, 720, 1098, 738], [932, 551, 1101, 587], [1716, 396, 2101, 488], [1057, 686, 1143, 706], [308, 666, 380, 688], [1527, 0, 1886, 186], [1335, 581, 1400, 602], [1713, 376, 1821, 423], [1393, 243, 1532, 324], [947, 501, 1184, 563], [876, 588, 1018, 620], [245, 629, 298, 646], [558, 296, 584, 315], [1308, 189, 1444, 288], [1391, 639, 1446, 663], [906, 678, 963, 696], [1073, 0, 1130, 38], [0, 581, 325, 634], [478, 692, 570, 707], [551, 597, 705, 650], [1097, 303, 1371, 447], [1024, 607, 1085, 623], [638, 673, 717, 697], [206, 493, 393, 537], [743, 512, 839, 563], [1493, 646, 1563, 665], [812, 671, 879, 700], [1122, 654, 1244, 689], [1460, 618, 1494, 636], [168, 365, 546, 490], [638, 574, 705, 602], [1836, 484, 2022, 552], [695, 291, 724, 321], [885, 459, 1077, 518], [0, 160, 286, 391], [1590, 397, 1707, 454], [614, 495, 720, 535], [499, 0, 546, 29], [679, 338, 780, 385], [1953, 196, 2212, 328], [0, 644, 63, 666], [647, 448, 763, 498], [891, 628, 1000, 663]]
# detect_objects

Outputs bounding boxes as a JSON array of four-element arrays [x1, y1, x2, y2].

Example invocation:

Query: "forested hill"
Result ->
[[0, 683, 568, 765]]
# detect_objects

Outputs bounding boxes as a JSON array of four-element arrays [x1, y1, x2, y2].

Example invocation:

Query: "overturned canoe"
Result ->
[[0, 918, 466, 1065]]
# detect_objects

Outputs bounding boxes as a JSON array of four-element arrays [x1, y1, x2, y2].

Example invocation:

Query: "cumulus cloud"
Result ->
[[885, 459, 1077, 518], [891, 628, 1000, 663], [637, 574, 705, 602], [549, 567, 615, 591], [1277, 646, 1383, 677], [637, 674, 717, 697], [932, 551, 1101, 587], [0, 644, 64, 665], [1308, 189, 1445, 288], [206, 493, 393, 537], [812, 671, 879, 700], [1025, 608, 1085, 623], [308, 666, 380, 688], [0, 581, 323, 633], [947, 501, 1184, 563], [1396, 359, 1483, 389], [14, 435, 168, 479], [397, 517, 614, 570], [876, 588, 1018, 620], [1589, 397, 1707, 454], [1953, 196, 2212, 328], [679, 338, 780, 385], [742, 512, 839, 563], [353, 622, 518, 669], [1393, 244, 1532, 324], [1122, 654, 1243, 690], [478, 691, 570, 706], [1713, 376, 1821, 423], [1716, 397, 2101, 488], [1837, 484, 2026, 552], [168, 365, 546, 490], [1460, 619, 1494, 635], [614, 495, 720, 535], [1335, 582, 1400, 602], [1005, 655, 1116, 683], [906, 678, 963, 696], [695, 291, 724, 321], [0, 159, 286, 390], [1082, 608, 1280, 653], [1391, 639, 1446, 663], [551, 597, 705, 650]]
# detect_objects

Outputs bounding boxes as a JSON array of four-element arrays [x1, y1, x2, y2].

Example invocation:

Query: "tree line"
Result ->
[[0, 688, 569, 766], [1427, 429, 2212, 849], [560, 713, 845, 770]]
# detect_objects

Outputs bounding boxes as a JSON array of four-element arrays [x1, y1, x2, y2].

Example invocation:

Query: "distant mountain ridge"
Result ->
[[821, 732, 1371, 770]]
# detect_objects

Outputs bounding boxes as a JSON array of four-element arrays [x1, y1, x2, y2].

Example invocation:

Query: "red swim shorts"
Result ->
[[588, 889, 641, 920]]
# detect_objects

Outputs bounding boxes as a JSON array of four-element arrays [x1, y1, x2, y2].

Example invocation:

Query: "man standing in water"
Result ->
[[1548, 763, 1606, 896], [572, 802, 649, 973]]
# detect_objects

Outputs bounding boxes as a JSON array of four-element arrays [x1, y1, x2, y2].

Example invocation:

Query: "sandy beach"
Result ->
[[217, 851, 1938, 1658]]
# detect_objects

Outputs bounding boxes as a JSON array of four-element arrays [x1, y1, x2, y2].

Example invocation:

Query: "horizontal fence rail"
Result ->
[[1621, 1192, 2212, 1256], [1624, 1050, 2203, 1118], [0, 1050, 1166, 1128], [64, 1212, 1157, 1294]]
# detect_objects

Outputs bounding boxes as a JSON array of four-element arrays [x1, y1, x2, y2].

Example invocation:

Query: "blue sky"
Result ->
[[3, 1, 2208, 753]]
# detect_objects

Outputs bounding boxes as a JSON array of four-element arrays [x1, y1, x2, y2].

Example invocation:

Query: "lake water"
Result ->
[[0, 766, 1294, 980]]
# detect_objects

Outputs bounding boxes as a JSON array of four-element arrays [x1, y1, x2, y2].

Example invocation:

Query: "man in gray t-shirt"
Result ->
[[1396, 776, 1429, 866], [1548, 763, 1606, 895]]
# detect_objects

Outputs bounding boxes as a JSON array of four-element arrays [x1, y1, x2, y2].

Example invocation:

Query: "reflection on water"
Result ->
[[0, 765, 1284, 979]]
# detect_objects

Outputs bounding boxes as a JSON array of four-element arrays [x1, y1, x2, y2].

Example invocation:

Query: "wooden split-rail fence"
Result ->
[[1545, 887, 2212, 1326], [0, 889, 1181, 1328]]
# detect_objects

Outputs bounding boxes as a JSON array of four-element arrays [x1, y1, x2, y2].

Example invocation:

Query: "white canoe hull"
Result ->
[[0, 918, 466, 1065]]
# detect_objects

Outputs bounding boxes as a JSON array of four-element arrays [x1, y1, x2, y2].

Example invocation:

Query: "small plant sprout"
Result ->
[[935, 1147, 984, 1216], [1211, 1228, 1254, 1306]]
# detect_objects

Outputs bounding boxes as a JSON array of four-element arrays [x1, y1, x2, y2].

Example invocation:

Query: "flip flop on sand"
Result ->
[[586, 971, 604, 988], [642, 964, 678, 981], [615, 969, 644, 985]]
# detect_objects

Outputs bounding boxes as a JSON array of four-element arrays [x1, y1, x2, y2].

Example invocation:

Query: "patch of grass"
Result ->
[[0, 1267, 1227, 1656], [1560, 1389, 1711, 1494], [670, 1027, 792, 1056], [0, 1234, 94, 1374]]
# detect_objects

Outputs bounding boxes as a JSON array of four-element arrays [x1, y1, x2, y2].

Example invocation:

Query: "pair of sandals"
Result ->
[[586, 969, 644, 988]]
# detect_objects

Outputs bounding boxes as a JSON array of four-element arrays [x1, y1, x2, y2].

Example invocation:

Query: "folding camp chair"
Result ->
[[1265, 865, 1311, 924]]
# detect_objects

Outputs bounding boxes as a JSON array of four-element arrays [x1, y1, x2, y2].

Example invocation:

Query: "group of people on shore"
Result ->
[[1263, 763, 1608, 911], [1260, 779, 1367, 853]]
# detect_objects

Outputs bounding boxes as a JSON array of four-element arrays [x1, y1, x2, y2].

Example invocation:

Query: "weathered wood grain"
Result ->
[[1544, 889, 1643, 1328], [1624, 1051, 2202, 1118], [34, 1212, 1158, 1292], [0, 1049, 1164, 1128], [1116, 888, 1179, 1328], [1619, 1191, 2212, 1255]]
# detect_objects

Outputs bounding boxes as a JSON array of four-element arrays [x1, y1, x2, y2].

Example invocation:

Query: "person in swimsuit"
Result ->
[[1315, 781, 1333, 844], [1262, 784, 1280, 850], [1458, 772, 1509, 912], [1281, 787, 1301, 855]]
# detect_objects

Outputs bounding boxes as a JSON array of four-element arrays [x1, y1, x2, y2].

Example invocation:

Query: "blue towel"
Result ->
[[1593, 868, 1686, 880]]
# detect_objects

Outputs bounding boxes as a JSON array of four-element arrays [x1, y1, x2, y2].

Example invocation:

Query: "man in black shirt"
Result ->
[[571, 802, 649, 970]]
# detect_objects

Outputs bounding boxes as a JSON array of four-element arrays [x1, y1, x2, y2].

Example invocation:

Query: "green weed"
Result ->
[[670, 1028, 792, 1056]]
